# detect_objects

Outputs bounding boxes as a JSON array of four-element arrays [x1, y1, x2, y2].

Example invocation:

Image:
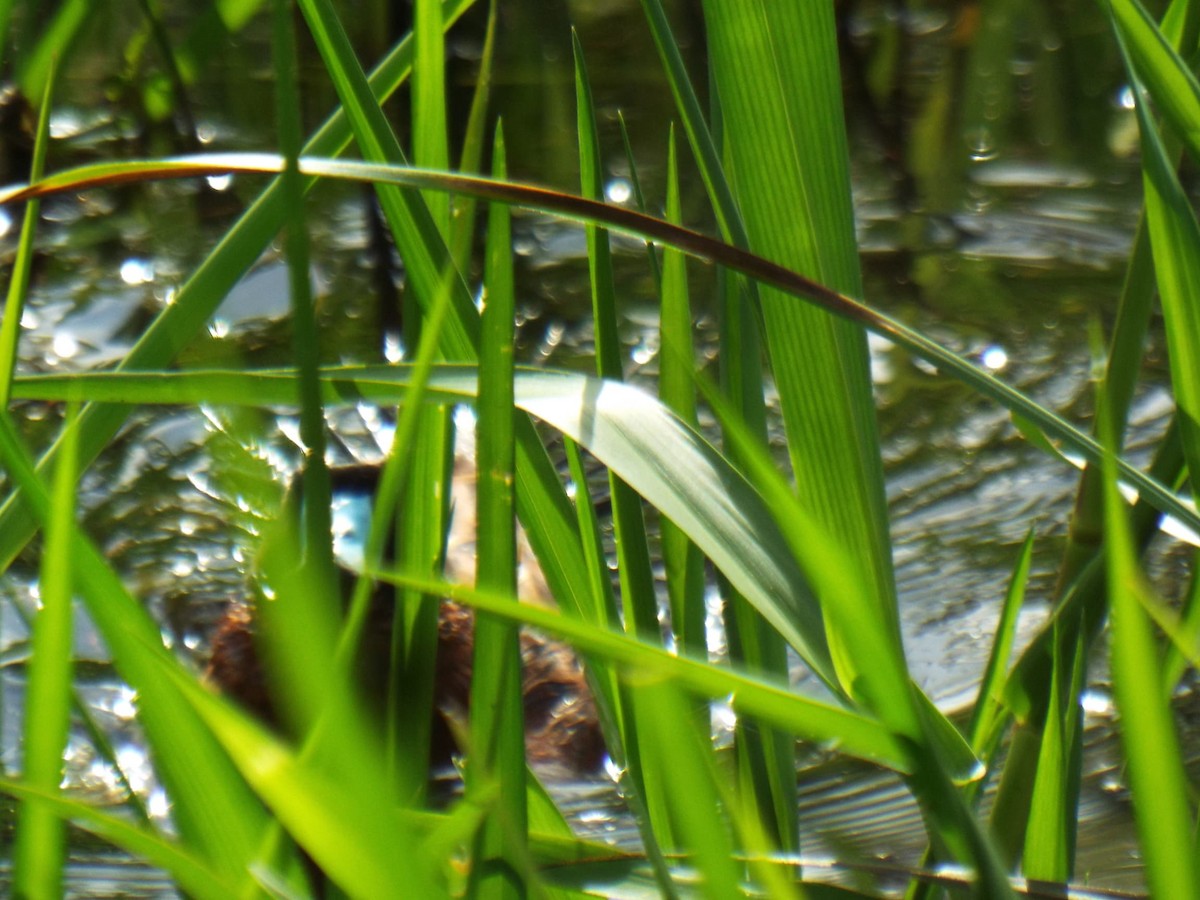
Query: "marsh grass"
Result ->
[[0, 0, 1198, 897]]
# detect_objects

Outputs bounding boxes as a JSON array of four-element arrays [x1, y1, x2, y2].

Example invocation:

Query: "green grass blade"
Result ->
[[1055, 221, 1156, 590], [273, 0, 335, 588], [659, 127, 706, 661], [290, 2, 610, 725], [295, 0, 473, 353], [562, 436, 624, 720], [699, 378, 1014, 889], [1101, 401, 1199, 897], [692, 30, 915, 857], [572, 34, 659, 643], [1162, 557, 1200, 690], [638, 0, 751, 249], [1021, 624, 1081, 881], [967, 530, 1034, 756], [1060, 0, 1199, 574], [467, 123, 528, 899], [12, 403, 79, 898], [161, 625, 446, 898], [701, 5, 898, 663], [449, 0, 498, 270], [575, 35, 678, 878], [15, 0, 87, 100], [414, 0, 450, 232], [1117, 49, 1200, 506], [562, 434, 678, 895], [635, 677, 743, 898], [617, 113, 663, 284], [640, 7, 785, 787], [389, 405, 451, 802], [1054, 0, 1193, 590], [255, 511, 442, 892], [1108, 0, 1200, 164], [574, 33, 623, 385]]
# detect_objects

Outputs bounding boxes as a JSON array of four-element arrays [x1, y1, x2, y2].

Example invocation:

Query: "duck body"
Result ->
[[205, 465, 606, 776]]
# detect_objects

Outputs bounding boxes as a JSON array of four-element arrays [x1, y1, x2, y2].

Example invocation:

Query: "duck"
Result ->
[[204, 462, 607, 775]]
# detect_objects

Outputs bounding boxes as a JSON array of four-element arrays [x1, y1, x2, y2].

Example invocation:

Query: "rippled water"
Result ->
[[0, 1, 1185, 894]]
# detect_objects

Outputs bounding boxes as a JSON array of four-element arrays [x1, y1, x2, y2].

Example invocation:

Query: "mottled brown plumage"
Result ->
[[204, 464, 605, 774], [205, 598, 605, 773]]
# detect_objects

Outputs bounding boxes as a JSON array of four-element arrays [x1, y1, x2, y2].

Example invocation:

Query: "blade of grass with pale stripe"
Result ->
[[5, 153, 1199, 540], [14, 362, 846, 690]]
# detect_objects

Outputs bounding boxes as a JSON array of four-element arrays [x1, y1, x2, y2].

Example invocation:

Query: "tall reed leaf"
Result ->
[[700, 4, 898, 657], [379, 573, 906, 773], [696, 23, 999, 863]]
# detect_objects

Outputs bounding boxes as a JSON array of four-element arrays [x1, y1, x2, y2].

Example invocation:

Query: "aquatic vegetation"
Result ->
[[0, 0, 1197, 897]]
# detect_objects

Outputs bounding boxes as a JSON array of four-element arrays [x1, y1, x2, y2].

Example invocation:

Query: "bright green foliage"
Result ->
[[1, 1, 1199, 897]]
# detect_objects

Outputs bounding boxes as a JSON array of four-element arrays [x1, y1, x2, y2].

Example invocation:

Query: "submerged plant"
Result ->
[[0, 0, 1196, 897]]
